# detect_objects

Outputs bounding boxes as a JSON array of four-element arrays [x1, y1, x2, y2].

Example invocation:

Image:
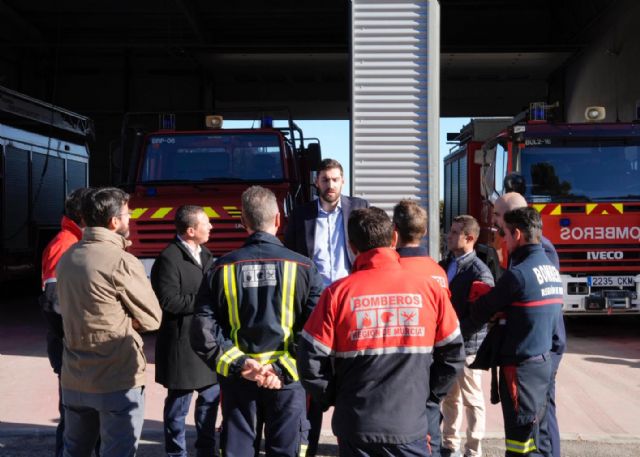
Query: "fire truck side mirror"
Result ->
[[306, 143, 322, 170], [475, 146, 495, 165]]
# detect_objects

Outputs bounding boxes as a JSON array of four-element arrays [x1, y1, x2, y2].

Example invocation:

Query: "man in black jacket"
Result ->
[[152, 205, 219, 457], [439, 215, 494, 457], [191, 186, 323, 457]]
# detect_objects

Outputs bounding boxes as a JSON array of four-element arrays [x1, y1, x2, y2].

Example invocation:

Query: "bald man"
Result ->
[[493, 192, 564, 457]]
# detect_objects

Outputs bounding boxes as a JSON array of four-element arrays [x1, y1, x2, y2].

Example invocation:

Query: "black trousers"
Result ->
[[499, 356, 552, 457]]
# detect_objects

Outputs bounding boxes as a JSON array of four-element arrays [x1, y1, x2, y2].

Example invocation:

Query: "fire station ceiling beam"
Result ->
[[0, 0, 45, 45], [174, 0, 210, 45]]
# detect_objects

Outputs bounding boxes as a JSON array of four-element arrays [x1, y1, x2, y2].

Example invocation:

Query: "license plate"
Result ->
[[587, 276, 635, 287]]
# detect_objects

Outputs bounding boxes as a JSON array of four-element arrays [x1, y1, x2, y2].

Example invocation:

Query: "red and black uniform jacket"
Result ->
[[298, 247, 465, 444], [40, 216, 83, 338]]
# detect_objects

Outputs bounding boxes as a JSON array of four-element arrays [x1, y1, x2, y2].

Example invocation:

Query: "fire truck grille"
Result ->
[[130, 219, 247, 257], [555, 243, 640, 270]]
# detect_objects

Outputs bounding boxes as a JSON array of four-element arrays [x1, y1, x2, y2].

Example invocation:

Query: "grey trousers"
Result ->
[[62, 387, 145, 457]]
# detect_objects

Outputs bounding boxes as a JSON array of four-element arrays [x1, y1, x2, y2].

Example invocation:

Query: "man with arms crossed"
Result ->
[[57, 187, 162, 457]]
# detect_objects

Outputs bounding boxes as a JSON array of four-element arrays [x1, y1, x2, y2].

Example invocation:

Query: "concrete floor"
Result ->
[[1, 290, 639, 456]]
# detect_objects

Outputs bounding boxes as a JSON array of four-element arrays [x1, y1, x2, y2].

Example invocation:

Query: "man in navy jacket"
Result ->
[[470, 207, 562, 456], [494, 192, 565, 457]]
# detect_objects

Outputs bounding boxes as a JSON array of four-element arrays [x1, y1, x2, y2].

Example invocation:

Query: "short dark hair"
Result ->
[[348, 207, 394, 253], [393, 200, 427, 244], [81, 187, 129, 228], [64, 187, 92, 226], [317, 158, 343, 175], [175, 205, 205, 234], [503, 207, 542, 243], [452, 214, 480, 240], [504, 172, 526, 195]]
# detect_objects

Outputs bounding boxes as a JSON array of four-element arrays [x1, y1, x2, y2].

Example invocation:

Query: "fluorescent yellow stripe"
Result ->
[[278, 353, 299, 381], [532, 204, 545, 213], [223, 206, 238, 210], [202, 206, 220, 218], [613, 203, 623, 214], [150, 207, 172, 219], [550, 205, 561, 215], [300, 443, 308, 457], [223, 265, 240, 346], [246, 350, 285, 365], [586, 203, 596, 215], [280, 261, 297, 352], [130, 208, 148, 219], [287, 263, 297, 332], [229, 266, 240, 345], [281, 262, 291, 351], [215, 346, 244, 376], [505, 438, 536, 454]]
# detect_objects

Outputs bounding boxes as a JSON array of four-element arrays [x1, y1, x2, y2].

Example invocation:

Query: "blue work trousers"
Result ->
[[164, 384, 220, 457], [499, 355, 552, 457], [219, 377, 308, 457], [538, 352, 562, 457]]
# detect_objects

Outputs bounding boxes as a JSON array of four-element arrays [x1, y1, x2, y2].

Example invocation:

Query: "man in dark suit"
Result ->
[[152, 205, 219, 457], [284, 158, 368, 456]]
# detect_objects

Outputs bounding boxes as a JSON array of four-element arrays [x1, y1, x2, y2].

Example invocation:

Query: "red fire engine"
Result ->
[[119, 110, 320, 274], [444, 103, 640, 315]]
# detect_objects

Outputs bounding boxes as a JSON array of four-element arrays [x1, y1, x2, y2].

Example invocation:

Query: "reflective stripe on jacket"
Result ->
[[191, 231, 323, 386]]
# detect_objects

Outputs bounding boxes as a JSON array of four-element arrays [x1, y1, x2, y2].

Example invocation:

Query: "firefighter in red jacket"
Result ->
[[40, 187, 93, 457], [298, 207, 465, 457]]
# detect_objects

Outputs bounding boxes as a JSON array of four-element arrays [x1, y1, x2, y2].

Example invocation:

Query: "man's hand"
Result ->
[[241, 360, 282, 389], [241, 358, 267, 382], [256, 364, 282, 389]]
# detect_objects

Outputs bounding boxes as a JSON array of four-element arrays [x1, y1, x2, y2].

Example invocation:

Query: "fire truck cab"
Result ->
[[120, 110, 320, 275], [445, 104, 640, 315]]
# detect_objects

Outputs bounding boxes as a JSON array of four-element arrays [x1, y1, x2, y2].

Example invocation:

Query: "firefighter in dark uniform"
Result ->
[[469, 207, 562, 456], [191, 185, 324, 457]]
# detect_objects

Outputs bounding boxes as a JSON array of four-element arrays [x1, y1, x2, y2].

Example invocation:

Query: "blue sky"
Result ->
[[228, 118, 471, 199], [297, 118, 471, 198]]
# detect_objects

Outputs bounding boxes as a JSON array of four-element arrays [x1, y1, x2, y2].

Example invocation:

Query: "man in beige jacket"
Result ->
[[56, 187, 162, 457]]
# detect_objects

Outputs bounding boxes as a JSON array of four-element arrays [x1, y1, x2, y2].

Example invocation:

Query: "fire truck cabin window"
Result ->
[[520, 144, 640, 202]]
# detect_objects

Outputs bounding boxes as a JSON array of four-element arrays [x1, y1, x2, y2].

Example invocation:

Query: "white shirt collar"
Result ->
[[317, 197, 342, 215], [177, 235, 202, 264]]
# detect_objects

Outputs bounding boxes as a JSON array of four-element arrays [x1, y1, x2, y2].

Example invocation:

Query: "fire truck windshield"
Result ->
[[140, 132, 284, 183], [520, 144, 640, 202]]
